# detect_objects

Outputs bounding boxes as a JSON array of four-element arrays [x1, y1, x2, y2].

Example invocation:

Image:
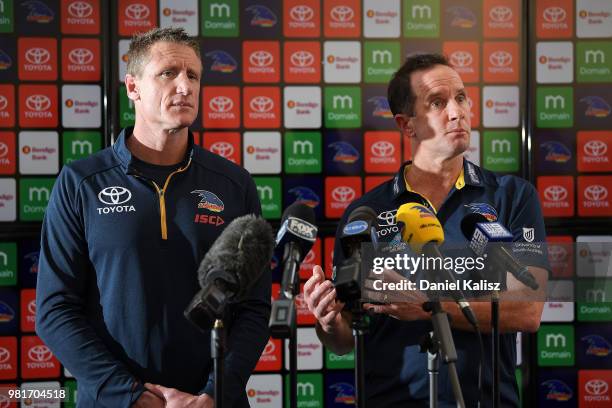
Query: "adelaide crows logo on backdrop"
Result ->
[[205, 50, 238, 74], [328, 141, 359, 163], [191, 190, 224, 212]]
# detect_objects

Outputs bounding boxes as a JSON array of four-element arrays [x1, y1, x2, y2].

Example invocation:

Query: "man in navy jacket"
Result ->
[[36, 28, 270, 408]]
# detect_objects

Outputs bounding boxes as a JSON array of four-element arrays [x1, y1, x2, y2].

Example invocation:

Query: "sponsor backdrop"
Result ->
[[531, 1, 612, 407], [0, 0, 608, 406]]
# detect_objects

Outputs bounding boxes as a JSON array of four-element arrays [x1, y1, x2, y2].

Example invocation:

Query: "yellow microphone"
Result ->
[[396, 202, 479, 328], [396, 202, 444, 254]]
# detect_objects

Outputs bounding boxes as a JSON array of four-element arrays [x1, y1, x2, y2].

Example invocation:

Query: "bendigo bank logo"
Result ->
[[96, 186, 135, 215]]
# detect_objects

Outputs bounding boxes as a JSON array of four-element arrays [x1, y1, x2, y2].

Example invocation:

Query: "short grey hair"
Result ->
[[126, 27, 201, 77]]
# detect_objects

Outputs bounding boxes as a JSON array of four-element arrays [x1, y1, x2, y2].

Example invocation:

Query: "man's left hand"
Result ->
[[145, 383, 214, 408]]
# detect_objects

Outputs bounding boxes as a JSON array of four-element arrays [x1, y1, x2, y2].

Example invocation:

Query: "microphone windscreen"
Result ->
[[346, 205, 378, 224], [396, 202, 444, 253], [281, 201, 316, 225], [197, 214, 275, 300]]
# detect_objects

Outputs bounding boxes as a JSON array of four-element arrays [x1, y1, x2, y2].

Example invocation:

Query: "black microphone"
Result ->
[[276, 202, 318, 298], [185, 214, 275, 331], [460, 213, 539, 290], [269, 202, 317, 338], [334, 206, 378, 302], [396, 203, 479, 328]]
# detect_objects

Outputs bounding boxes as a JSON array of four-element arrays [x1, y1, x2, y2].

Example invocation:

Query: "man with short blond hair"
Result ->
[[37, 27, 270, 408]]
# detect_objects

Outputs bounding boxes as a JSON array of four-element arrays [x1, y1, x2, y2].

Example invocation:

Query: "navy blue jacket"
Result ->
[[36, 128, 271, 407], [333, 159, 550, 407]]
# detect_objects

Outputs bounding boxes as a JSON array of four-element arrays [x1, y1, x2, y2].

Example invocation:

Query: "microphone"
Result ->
[[269, 202, 317, 338], [334, 206, 378, 302], [396, 203, 479, 328], [460, 213, 539, 290], [185, 214, 275, 331], [276, 202, 318, 298]]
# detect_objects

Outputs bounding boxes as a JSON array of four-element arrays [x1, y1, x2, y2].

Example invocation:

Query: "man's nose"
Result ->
[[447, 99, 465, 121], [176, 75, 191, 95]]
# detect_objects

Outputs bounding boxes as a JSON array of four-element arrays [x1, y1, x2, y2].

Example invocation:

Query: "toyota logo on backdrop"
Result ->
[[543, 7, 566, 23], [25, 95, 51, 112], [98, 187, 132, 205], [250, 96, 274, 113], [0, 95, 7, 111], [585, 379, 608, 396], [25, 48, 50, 65], [28, 345, 53, 362], [450, 51, 473, 67], [210, 142, 234, 158], [490, 51, 512, 67], [332, 186, 356, 203], [0, 347, 10, 364], [548, 245, 567, 262], [544, 185, 568, 202], [371, 141, 394, 157], [490, 6, 512, 22], [125, 3, 149, 20], [330, 6, 354, 22], [0, 143, 8, 158], [69, 48, 94, 65], [584, 185, 608, 202], [28, 300, 36, 315], [584, 140, 607, 157], [290, 51, 314, 67], [249, 51, 273, 67], [209, 96, 233, 113], [262, 340, 275, 356], [290, 5, 314, 21], [68, 1, 93, 18]]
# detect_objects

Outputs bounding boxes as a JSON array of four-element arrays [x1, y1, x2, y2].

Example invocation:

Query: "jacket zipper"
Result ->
[[149, 158, 192, 240]]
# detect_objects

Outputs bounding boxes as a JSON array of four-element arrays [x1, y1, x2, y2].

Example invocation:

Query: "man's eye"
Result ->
[[457, 94, 467, 103], [161, 71, 174, 78], [431, 100, 443, 109]]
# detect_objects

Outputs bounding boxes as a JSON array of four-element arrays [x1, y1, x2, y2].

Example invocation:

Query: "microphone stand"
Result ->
[[420, 301, 466, 408], [269, 244, 301, 408], [350, 299, 368, 408], [211, 319, 225, 408], [491, 291, 500, 408]]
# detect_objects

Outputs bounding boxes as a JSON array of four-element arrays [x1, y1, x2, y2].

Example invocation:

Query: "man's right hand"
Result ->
[[132, 390, 165, 408], [303, 265, 345, 333]]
